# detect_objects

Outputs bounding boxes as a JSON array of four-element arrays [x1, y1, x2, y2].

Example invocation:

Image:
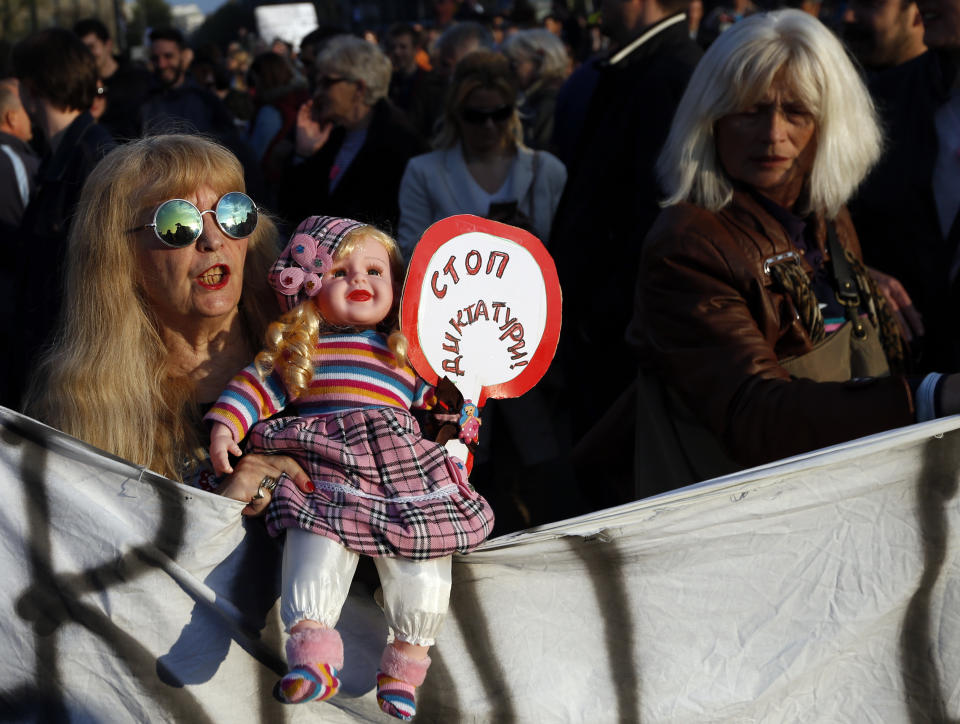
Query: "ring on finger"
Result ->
[[253, 475, 279, 501]]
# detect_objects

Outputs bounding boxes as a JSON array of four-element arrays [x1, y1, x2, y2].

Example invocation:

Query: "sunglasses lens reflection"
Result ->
[[216, 192, 258, 238], [155, 200, 202, 247]]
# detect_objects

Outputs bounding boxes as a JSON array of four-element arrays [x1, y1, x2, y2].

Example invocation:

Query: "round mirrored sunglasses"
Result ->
[[131, 192, 259, 248]]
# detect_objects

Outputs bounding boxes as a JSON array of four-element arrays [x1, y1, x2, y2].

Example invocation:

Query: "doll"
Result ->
[[458, 401, 482, 446], [205, 216, 494, 719]]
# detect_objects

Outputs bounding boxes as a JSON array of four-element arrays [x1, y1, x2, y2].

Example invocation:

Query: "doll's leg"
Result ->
[[372, 555, 452, 720], [277, 530, 359, 704]]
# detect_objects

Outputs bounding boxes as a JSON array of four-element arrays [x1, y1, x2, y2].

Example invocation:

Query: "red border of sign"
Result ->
[[400, 214, 562, 406]]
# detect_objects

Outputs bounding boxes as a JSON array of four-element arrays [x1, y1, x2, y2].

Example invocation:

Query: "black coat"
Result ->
[[8, 113, 115, 409], [278, 99, 427, 235], [848, 50, 960, 372], [100, 59, 153, 142], [140, 77, 237, 138], [389, 67, 445, 143], [549, 14, 703, 436], [140, 77, 265, 201]]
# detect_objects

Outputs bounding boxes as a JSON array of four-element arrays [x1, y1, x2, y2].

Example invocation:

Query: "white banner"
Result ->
[[1, 407, 958, 722], [254, 4, 318, 49]]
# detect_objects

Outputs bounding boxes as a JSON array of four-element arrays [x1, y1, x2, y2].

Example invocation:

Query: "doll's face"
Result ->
[[314, 235, 393, 329]]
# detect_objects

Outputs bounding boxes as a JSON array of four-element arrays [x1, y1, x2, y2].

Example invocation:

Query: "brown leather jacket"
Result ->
[[629, 191, 915, 468]]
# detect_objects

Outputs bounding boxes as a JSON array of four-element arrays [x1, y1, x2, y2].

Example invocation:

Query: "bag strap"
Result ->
[[826, 221, 866, 338]]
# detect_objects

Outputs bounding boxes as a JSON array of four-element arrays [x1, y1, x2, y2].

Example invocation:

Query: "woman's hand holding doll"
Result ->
[[210, 422, 314, 515], [203, 217, 493, 718], [220, 454, 313, 516]]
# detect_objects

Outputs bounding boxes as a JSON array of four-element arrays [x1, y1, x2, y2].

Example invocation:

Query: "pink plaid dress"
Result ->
[[205, 331, 494, 560]]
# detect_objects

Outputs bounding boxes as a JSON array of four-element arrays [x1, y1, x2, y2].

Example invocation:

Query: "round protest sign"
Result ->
[[400, 215, 562, 407]]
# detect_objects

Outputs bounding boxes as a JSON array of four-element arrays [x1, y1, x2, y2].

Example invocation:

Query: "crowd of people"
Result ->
[[3, 0, 960, 713]]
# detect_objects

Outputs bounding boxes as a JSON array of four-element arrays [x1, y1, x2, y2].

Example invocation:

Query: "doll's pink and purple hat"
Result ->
[[268, 215, 366, 312]]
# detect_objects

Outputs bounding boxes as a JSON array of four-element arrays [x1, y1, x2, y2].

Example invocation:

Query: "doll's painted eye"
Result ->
[[332, 269, 347, 278], [368, 267, 383, 276]]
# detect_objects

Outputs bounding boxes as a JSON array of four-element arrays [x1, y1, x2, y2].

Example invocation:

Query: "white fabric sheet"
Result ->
[[1, 406, 958, 722]]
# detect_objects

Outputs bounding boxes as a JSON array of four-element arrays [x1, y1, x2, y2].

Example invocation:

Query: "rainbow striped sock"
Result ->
[[278, 662, 340, 704], [376, 671, 417, 720]]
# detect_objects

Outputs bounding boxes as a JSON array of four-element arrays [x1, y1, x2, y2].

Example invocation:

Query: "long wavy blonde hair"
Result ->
[[254, 226, 409, 400], [25, 135, 279, 480]]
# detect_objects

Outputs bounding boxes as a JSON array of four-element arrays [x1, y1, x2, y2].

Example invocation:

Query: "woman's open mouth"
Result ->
[[348, 289, 372, 301], [197, 264, 229, 290]]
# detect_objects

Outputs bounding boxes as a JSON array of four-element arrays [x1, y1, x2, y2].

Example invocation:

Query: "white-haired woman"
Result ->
[[501, 28, 570, 151], [278, 34, 426, 233], [627, 9, 960, 490]]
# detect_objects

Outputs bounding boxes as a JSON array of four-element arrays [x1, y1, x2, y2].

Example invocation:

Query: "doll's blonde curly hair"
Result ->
[[254, 226, 410, 400]]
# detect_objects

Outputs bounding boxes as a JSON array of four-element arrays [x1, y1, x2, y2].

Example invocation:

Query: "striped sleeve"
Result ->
[[203, 363, 288, 441], [411, 377, 437, 411]]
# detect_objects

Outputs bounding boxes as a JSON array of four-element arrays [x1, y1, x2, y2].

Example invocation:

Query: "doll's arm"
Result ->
[[210, 422, 243, 476], [203, 362, 289, 444]]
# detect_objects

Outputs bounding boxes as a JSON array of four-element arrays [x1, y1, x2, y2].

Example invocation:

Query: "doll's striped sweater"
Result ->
[[205, 330, 434, 442]]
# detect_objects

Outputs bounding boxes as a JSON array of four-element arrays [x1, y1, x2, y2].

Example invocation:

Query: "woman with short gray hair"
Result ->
[[501, 28, 570, 150], [278, 34, 426, 232], [316, 35, 392, 105]]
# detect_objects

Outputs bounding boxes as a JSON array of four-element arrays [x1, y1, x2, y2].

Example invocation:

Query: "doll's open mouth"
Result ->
[[348, 290, 372, 301], [197, 265, 229, 290]]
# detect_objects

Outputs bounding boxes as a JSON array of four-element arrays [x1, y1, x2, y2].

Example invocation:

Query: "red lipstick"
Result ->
[[348, 289, 372, 301], [197, 264, 229, 290]]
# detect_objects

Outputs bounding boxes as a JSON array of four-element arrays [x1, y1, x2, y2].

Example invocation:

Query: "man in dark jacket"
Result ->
[[10, 28, 116, 409], [386, 22, 445, 143], [141, 27, 238, 137], [848, 0, 960, 373], [0, 77, 39, 406], [549, 0, 702, 444], [140, 27, 264, 202], [842, 0, 926, 71], [74, 17, 152, 142]]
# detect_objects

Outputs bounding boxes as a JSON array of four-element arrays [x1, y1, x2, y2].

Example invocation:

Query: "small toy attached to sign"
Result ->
[[400, 214, 562, 467]]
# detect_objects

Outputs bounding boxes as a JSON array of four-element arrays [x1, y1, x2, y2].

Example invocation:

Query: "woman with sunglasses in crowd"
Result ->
[[25, 134, 312, 509], [396, 50, 567, 259], [397, 50, 575, 532]]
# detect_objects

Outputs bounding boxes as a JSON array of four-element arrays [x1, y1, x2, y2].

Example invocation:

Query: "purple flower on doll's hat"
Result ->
[[268, 215, 366, 312]]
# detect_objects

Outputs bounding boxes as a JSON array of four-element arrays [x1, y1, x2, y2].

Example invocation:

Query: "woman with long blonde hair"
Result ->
[[26, 134, 311, 508]]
